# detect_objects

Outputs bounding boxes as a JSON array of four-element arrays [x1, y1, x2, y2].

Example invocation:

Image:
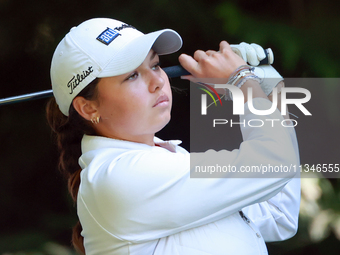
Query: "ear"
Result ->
[[72, 96, 98, 121]]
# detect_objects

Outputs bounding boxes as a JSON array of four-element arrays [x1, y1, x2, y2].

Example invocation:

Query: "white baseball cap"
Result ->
[[51, 18, 182, 116]]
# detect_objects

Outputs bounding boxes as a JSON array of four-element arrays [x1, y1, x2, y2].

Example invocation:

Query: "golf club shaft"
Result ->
[[0, 47, 273, 107], [0, 65, 190, 106]]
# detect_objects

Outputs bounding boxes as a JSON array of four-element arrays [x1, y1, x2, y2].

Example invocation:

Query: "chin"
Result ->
[[154, 115, 171, 133]]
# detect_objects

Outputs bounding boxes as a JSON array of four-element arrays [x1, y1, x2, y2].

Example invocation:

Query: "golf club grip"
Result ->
[[259, 48, 273, 65], [163, 65, 190, 78], [0, 65, 190, 106]]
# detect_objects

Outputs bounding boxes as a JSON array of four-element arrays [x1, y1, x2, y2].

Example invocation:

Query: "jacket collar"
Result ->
[[81, 135, 182, 154]]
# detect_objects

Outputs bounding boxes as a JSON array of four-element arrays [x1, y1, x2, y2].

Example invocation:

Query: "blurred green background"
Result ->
[[0, 0, 339, 254]]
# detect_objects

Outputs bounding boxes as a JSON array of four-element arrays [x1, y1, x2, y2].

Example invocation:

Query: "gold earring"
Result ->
[[91, 116, 100, 125]]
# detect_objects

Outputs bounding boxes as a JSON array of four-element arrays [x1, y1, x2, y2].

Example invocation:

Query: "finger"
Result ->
[[178, 53, 200, 75], [219, 40, 230, 49], [193, 50, 208, 62], [250, 43, 266, 61], [219, 40, 233, 54], [240, 42, 259, 66], [205, 50, 217, 56]]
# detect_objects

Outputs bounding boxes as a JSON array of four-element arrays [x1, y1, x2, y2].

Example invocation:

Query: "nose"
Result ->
[[147, 69, 165, 93]]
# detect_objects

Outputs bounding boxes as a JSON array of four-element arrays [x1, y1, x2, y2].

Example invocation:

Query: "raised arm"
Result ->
[[179, 40, 268, 102]]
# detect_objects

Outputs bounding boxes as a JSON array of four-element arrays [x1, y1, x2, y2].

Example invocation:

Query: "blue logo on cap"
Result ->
[[97, 28, 121, 45]]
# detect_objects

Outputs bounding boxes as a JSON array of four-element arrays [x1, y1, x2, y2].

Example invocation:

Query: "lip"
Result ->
[[153, 94, 169, 107]]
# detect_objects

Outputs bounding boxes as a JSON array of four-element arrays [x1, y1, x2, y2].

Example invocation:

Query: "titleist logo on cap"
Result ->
[[67, 66, 94, 94]]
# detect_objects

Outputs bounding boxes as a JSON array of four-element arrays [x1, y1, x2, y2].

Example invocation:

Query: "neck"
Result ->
[[116, 134, 155, 146], [95, 129, 155, 146]]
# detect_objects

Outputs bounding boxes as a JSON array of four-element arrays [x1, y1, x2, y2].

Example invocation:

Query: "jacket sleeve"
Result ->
[[78, 98, 300, 243], [242, 126, 301, 241]]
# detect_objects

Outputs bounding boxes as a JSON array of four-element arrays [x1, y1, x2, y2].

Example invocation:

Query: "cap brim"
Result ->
[[98, 29, 182, 78]]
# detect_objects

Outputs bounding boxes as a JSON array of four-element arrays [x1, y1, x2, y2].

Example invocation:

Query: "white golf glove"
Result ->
[[230, 42, 283, 96], [230, 42, 274, 66]]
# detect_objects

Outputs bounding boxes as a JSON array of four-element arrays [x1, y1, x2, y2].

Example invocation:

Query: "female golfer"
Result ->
[[47, 18, 300, 255]]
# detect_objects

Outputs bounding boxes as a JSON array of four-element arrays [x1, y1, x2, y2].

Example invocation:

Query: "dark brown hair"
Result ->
[[46, 79, 100, 254]]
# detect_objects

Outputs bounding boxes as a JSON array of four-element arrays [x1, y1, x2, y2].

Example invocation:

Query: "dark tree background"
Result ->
[[0, 0, 339, 254]]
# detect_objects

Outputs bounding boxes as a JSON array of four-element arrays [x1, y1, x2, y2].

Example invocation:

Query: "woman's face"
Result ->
[[92, 50, 172, 145]]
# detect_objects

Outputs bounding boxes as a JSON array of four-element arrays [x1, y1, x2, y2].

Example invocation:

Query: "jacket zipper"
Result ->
[[239, 211, 262, 238]]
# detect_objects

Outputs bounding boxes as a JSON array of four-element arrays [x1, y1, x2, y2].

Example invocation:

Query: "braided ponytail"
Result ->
[[46, 79, 99, 254]]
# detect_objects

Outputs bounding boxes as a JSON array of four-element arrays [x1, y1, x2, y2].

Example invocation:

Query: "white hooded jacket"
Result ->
[[77, 98, 301, 254]]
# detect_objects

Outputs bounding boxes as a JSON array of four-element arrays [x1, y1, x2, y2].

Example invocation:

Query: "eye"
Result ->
[[152, 62, 161, 71], [126, 71, 138, 81]]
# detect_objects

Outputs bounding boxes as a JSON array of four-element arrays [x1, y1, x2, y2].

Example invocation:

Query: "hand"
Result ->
[[178, 41, 246, 80], [229, 42, 282, 95], [230, 42, 274, 66]]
